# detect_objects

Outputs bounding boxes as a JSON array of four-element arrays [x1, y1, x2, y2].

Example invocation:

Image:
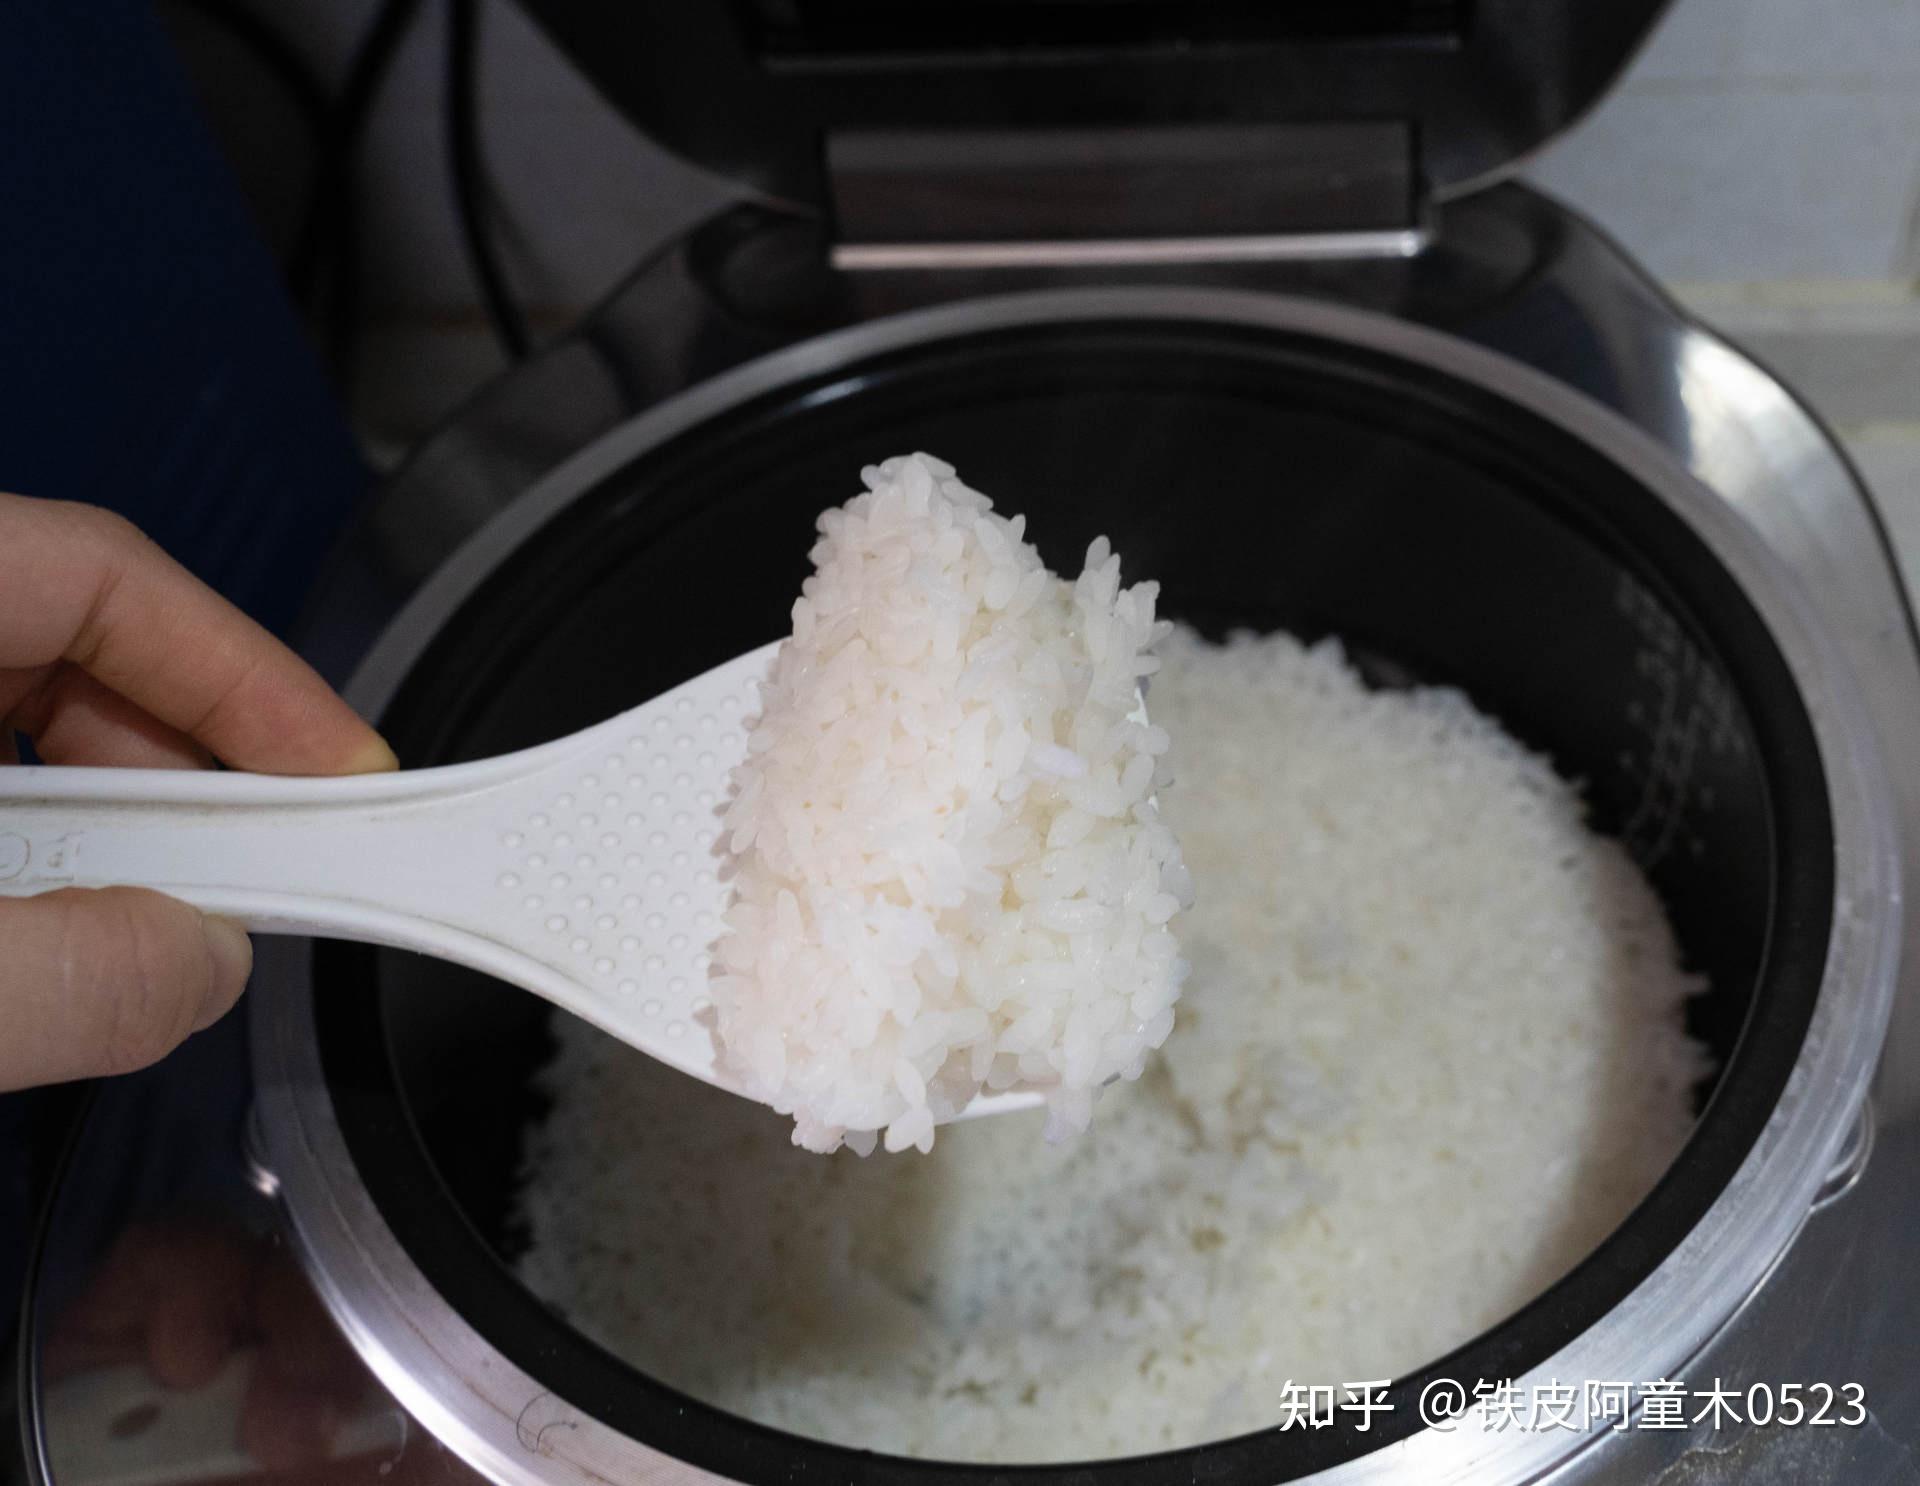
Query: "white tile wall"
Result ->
[[1618, 0, 1920, 85], [1528, 90, 1920, 283], [1525, 0, 1920, 283]]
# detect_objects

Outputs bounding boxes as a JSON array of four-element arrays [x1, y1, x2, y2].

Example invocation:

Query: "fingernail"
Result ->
[[344, 733, 400, 775], [198, 916, 254, 1028]]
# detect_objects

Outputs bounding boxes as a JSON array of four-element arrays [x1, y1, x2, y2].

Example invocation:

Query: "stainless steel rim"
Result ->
[[251, 286, 1902, 1486]]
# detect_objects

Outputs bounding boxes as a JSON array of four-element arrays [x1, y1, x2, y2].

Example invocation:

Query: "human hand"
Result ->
[[1, 494, 395, 1090]]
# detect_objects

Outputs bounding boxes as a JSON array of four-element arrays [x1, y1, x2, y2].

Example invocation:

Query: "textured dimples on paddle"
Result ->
[[488, 666, 757, 1070]]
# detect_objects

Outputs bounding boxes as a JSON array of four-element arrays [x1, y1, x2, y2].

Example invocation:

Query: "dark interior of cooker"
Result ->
[[316, 317, 1834, 1484]]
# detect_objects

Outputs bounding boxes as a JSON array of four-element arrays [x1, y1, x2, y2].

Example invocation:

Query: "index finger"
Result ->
[[1, 494, 396, 775]]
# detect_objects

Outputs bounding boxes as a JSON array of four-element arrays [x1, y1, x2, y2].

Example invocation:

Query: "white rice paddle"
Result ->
[[0, 641, 1043, 1122]]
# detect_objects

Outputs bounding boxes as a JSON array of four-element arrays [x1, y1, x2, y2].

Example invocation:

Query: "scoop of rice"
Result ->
[[713, 453, 1191, 1154]]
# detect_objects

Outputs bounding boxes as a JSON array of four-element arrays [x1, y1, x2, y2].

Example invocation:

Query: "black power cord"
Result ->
[[293, 0, 428, 380], [446, 0, 532, 361], [166, 0, 531, 383], [289, 0, 423, 298]]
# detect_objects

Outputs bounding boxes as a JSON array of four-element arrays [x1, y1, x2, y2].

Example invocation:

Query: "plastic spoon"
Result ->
[[0, 641, 1045, 1122]]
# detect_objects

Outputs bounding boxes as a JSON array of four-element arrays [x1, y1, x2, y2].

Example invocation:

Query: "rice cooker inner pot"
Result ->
[[315, 313, 1834, 1483]]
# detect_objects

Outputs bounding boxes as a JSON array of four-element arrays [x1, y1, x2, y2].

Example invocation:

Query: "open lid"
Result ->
[[518, 1, 1667, 251]]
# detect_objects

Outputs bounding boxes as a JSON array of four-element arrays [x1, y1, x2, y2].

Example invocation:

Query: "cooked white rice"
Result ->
[[517, 625, 1708, 1462], [714, 453, 1191, 1154]]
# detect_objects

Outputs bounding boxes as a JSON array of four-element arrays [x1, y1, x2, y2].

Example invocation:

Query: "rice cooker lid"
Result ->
[[514, 0, 1668, 231]]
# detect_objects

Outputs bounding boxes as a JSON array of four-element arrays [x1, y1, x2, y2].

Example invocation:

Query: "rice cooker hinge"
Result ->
[[826, 122, 1426, 270]]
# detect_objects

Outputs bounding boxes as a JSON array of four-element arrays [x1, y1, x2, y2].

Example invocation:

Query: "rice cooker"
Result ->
[[16, 3, 1920, 1484]]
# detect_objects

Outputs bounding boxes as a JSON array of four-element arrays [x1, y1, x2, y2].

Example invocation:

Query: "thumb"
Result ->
[[0, 886, 252, 1091]]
